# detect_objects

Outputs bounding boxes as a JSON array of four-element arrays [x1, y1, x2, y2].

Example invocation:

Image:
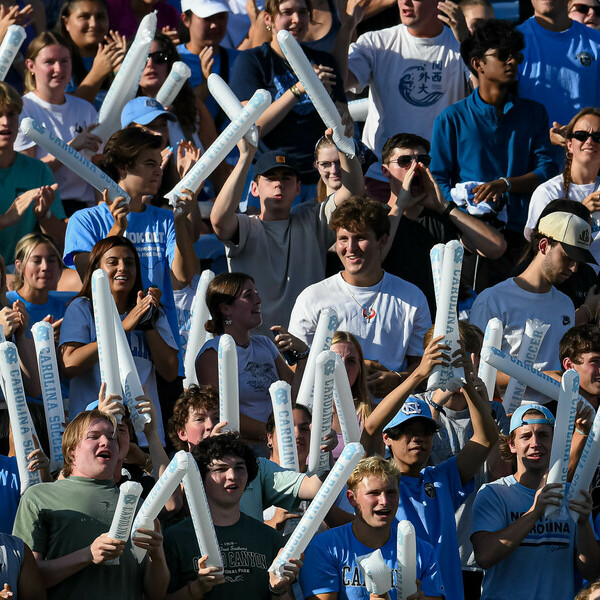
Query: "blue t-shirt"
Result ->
[[0, 455, 20, 534], [299, 520, 444, 599], [62, 202, 182, 372], [472, 475, 578, 600], [517, 17, 600, 126], [395, 456, 474, 600], [6, 291, 75, 336]]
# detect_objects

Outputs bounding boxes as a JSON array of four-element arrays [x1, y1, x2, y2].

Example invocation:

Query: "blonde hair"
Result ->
[[25, 31, 71, 93], [575, 581, 600, 600], [13, 233, 64, 291], [62, 410, 117, 477], [347, 455, 401, 491]]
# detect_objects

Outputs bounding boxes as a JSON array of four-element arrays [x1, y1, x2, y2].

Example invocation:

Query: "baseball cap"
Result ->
[[254, 151, 301, 177], [509, 403, 555, 433], [181, 0, 229, 17], [120, 97, 177, 129], [382, 397, 437, 433], [537, 211, 597, 264]]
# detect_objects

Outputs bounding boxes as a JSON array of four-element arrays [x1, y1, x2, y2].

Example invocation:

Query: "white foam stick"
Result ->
[[503, 319, 551, 414], [567, 406, 600, 521], [0, 342, 42, 493], [0, 25, 25, 81], [207, 73, 259, 146], [31, 321, 65, 472], [110, 305, 151, 433], [478, 318, 503, 402], [429, 243, 444, 306], [481, 347, 594, 413], [270, 381, 299, 471], [165, 89, 271, 205], [428, 240, 464, 391], [93, 12, 157, 141], [131, 450, 189, 561], [183, 270, 215, 388], [91, 270, 123, 416], [333, 355, 361, 445], [108, 480, 143, 541], [546, 369, 579, 518], [218, 334, 239, 432], [296, 308, 338, 412], [348, 98, 369, 123], [156, 61, 192, 107], [357, 549, 392, 595], [20, 118, 130, 203], [277, 30, 355, 157], [308, 351, 337, 477], [396, 520, 417, 599], [183, 455, 224, 569], [269, 442, 364, 578]]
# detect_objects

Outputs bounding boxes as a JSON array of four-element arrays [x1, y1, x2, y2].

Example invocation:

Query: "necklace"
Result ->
[[342, 276, 385, 323]]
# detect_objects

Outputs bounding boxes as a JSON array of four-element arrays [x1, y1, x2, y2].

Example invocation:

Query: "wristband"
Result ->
[[575, 427, 589, 436], [442, 201, 457, 219], [290, 84, 303, 99], [426, 397, 446, 415], [499, 176, 511, 192]]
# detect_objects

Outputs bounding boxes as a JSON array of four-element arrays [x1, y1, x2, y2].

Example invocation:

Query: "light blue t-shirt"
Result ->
[[6, 290, 75, 336], [299, 520, 444, 599], [62, 202, 182, 373], [395, 456, 474, 600], [472, 475, 577, 600], [517, 17, 600, 126]]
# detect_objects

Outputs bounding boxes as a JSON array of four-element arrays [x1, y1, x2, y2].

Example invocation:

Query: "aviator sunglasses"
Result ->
[[389, 154, 432, 168]]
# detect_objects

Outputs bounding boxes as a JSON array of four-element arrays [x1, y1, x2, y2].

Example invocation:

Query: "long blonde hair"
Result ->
[[13, 233, 64, 291]]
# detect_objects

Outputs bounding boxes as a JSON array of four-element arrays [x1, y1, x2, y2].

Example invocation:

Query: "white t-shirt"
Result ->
[[526, 173, 600, 269], [15, 92, 98, 205], [469, 278, 575, 403], [348, 24, 470, 157], [288, 271, 431, 371]]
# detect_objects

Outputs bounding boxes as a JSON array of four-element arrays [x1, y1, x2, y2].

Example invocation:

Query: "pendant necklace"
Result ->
[[343, 276, 384, 324]]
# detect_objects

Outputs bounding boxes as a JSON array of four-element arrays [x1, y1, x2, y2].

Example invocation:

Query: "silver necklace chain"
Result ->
[[342, 275, 385, 323]]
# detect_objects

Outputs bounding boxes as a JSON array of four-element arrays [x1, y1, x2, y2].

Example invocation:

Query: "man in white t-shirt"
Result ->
[[288, 196, 431, 397], [469, 200, 597, 404]]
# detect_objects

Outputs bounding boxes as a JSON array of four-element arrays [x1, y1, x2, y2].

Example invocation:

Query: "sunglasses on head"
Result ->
[[571, 130, 600, 143], [147, 51, 169, 64], [484, 49, 524, 64], [390, 153, 431, 168], [570, 3, 600, 16]]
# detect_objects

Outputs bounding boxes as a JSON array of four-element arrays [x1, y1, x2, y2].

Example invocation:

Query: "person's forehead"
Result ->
[[358, 474, 397, 491], [209, 454, 246, 467], [336, 226, 376, 238], [516, 421, 553, 434], [84, 418, 115, 436], [390, 146, 427, 158], [293, 408, 311, 425]]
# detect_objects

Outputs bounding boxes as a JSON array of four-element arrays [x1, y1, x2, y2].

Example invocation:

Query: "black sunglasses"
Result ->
[[571, 3, 600, 16], [484, 49, 524, 64], [389, 153, 431, 168], [571, 130, 600, 143], [147, 51, 169, 65]]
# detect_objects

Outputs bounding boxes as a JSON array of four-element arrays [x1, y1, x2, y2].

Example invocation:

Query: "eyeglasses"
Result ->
[[571, 130, 600, 143], [388, 154, 431, 168], [570, 3, 600, 16], [147, 51, 169, 65], [316, 160, 341, 170], [483, 49, 524, 64]]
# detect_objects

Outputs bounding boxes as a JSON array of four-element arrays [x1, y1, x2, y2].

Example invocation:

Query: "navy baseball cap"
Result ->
[[509, 403, 555, 433], [382, 397, 437, 433], [121, 97, 177, 128], [254, 151, 300, 177]]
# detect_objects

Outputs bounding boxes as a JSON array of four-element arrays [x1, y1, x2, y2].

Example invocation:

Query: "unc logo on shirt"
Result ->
[[576, 51, 594, 67], [399, 62, 444, 107], [401, 401, 422, 416]]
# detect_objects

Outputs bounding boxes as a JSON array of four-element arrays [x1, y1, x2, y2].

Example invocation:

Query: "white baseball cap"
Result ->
[[181, 0, 229, 17], [537, 211, 597, 264]]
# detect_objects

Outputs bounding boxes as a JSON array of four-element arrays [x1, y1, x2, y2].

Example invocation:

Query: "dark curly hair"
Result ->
[[460, 19, 525, 76], [192, 432, 259, 485], [329, 195, 390, 240]]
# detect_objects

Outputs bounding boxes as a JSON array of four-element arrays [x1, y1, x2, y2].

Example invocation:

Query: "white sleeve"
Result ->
[[525, 183, 554, 232], [406, 293, 432, 357], [288, 289, 318, 347], [347, 33, 377, 93], [468, 291, 495, 335]]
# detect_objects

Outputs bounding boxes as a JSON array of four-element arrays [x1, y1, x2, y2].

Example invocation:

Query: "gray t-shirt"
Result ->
[[225, 196, 337, 333]]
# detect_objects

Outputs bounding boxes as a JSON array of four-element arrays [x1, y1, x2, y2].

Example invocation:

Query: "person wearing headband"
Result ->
[[471, 404, 600, 599]]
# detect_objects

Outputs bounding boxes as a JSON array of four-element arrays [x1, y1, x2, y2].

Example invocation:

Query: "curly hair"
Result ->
[[559, 324, 600, 365], [329, 196, 390, 240], [168, 384, 219, 451], [192, 432, 259, 484]]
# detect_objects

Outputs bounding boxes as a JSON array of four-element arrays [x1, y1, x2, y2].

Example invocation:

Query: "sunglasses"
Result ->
[[389, 153, 431, 168], [570, 3, 600, 16], [147, 51, 169, 65], [571, 130, 600, 143], [483, 49, 524, 64]]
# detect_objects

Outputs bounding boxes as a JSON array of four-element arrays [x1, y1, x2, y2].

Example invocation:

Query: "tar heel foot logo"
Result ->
[[576, 51, 594, 67], [399, 62, 444, 108]]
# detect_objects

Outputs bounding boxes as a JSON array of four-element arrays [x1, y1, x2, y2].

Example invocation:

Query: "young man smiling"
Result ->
[[471, 404, 600, 600], [300, 456, 444, 600]]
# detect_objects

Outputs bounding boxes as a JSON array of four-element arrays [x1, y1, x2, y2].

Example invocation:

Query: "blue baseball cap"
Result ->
[[120, 97, 177, 128], [382, 397, 437, 433], [509, 403, 555, 433]]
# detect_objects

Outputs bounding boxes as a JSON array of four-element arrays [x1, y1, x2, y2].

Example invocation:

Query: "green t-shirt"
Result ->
[[165, 512, 283, 598], [0, 153, 64, 263], [12, 477, 145, 599]]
